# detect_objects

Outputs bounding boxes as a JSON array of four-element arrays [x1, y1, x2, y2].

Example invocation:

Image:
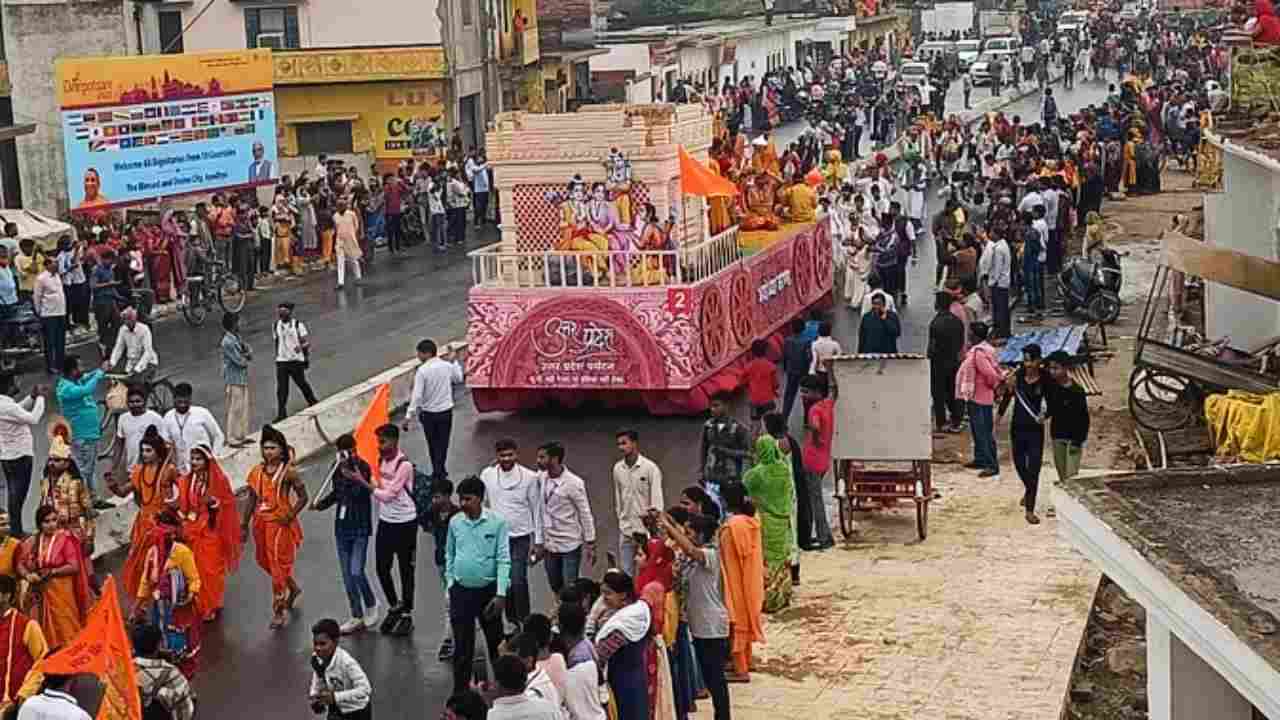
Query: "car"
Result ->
[[956, 39, 982, 71], [898, 61, 931, 88], [968, 51, 1005, 86], [983, 36, 1020, 53], [1058, 10, 1089, 26]]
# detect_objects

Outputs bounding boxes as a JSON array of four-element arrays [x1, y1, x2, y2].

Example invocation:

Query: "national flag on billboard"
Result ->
[[74, 127, 90, 140], [89, 126, 104, 139], [89, 140, 105, 152], [156, 135, 170, 144], [67, 114, 84, 126], [120, 138, 134, 149]]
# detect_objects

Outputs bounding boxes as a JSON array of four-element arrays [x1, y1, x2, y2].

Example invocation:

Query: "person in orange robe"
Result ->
[[0, 513, 20, 582], [112, 426, 179, 601], [133, 510, 203, 678], [19, 506, 92, 649], [0, 574, 47, 715], [240, 425, 308, 630], [717, 484, 764, 682], [177, 444, 242, 622]]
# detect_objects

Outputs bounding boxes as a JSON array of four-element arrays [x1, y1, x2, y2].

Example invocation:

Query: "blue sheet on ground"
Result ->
[[997, 324, 1087, 364]]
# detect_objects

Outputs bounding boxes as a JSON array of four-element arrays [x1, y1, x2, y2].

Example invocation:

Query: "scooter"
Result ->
[[1058, 247, 1123, 324]]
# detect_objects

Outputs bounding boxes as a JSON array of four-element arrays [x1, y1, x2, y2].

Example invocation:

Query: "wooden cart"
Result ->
[[829, 353, 934, 541]]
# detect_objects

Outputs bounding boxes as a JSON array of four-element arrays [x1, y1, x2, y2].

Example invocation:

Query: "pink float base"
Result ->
[[472, 293, 833, 416]]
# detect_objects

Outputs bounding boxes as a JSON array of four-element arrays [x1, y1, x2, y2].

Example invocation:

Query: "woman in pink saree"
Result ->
[[586, 182, 637, 277], [162, 209, 189, 300]]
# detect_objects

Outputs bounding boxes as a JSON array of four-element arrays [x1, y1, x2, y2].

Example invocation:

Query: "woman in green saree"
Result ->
[[742, 434, 796, 612]]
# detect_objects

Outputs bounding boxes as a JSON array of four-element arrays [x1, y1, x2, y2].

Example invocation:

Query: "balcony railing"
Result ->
[[469, 225, 742, 290]]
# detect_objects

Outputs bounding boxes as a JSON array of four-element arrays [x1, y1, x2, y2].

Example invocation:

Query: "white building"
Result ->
[[1056, 466, 1280, 720]]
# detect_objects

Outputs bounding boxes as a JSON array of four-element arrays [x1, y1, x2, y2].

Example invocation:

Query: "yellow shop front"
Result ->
[[272, 46, 448, 174]]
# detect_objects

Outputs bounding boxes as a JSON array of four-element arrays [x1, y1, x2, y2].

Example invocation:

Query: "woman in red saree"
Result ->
[[177, 445, 241, 621], [20, 506, 92, 649], [139, 223, 173, 302], [112, 426, 179, 600], [161, 209, 189, 300], [640, 581, 677, 720]]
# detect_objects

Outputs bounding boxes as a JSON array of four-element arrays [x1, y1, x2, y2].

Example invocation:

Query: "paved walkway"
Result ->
[[698, 467, 1099, 720]]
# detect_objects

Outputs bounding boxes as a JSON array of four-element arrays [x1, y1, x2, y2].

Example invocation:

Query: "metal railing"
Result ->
[[468, 225, 743, 290]]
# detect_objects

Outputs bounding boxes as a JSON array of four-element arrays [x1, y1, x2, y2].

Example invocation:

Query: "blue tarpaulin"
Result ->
[[997, 324, 1088, 365]]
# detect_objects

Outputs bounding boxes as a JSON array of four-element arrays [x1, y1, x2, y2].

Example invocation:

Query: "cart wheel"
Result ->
[[838, 495, 856, 538], [916, 499, 928, 541]]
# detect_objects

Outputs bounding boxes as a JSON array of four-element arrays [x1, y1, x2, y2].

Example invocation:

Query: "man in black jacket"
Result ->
[[780, 318, 812, 422], [1045, 350, 1090, 481], [927, 291, 966, 433], [857, 293, 901, 354]]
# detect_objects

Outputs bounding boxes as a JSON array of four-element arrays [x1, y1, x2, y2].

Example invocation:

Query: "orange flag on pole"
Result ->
[[679, 146, 741, 197], [353, 383, 391, 479], [35, 577, 142, 720]]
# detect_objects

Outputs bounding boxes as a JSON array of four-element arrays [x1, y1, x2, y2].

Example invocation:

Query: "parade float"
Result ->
[[465, 103, 833, 414]]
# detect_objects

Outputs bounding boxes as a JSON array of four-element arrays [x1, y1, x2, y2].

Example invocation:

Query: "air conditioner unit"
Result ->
[[257, 32, 284, 49]]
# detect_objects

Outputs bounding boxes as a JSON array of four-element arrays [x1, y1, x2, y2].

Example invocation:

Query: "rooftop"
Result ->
[[1059, 464, 1280, 672]]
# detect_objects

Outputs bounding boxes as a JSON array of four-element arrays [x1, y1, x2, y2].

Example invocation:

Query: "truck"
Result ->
[[979, 10, 1020, 37], [921, 2, 975, 37]]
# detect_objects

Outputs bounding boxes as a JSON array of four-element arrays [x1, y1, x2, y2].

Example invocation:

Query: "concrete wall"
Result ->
[[144, 0, 443, 53], [1203, 150, 1280, 351], [735, 27, 797, 80], [4, 0, 133, 215], [439, 0, 491, 138], [1147, 615, 1255, 720]]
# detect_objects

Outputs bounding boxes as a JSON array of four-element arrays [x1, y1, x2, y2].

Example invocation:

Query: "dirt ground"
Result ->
[[929, 167, 1208, 720]]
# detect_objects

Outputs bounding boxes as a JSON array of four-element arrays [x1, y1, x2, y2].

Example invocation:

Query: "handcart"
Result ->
[[829, 354, 933, 541]]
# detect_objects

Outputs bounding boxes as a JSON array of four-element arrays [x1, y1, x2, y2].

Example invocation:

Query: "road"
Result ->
[[83, 76, 1111, 717]]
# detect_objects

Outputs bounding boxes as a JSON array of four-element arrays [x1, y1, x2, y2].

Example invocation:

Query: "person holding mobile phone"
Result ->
[[311, 434, 378, 635]]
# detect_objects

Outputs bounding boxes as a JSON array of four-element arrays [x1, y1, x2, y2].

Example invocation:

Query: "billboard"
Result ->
[[56, 49, 277, 212]]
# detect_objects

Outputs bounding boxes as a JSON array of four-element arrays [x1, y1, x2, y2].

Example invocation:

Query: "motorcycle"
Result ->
[[1058, 247, 1123, 324]]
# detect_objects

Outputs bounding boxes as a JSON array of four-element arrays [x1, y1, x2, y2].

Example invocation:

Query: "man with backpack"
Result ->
[[273, 302, 319, 422], [371, 424, 420, 636]]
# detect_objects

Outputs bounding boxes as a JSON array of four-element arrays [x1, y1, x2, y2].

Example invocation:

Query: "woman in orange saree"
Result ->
[[20, 506, 92, 649], [111, 426, 179, 600], [717, 484, 763, 683], [177, 445, 241, 621]]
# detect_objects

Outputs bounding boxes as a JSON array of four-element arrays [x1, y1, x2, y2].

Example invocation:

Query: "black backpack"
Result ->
[[395, 458, 435, 531], [380, 607, 415, 636]]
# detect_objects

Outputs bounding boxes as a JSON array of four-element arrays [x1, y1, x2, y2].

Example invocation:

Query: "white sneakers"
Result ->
[[340, 618, 366, 635], [363, 602, 381, 628]]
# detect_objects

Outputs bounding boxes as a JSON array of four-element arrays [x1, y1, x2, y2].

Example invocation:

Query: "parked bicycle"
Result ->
[[182, 260, 245, 327], [96, 371, 177, 459]]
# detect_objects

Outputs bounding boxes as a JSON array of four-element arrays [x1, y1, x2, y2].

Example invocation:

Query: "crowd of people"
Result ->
[[0, 0, 1257, 717]]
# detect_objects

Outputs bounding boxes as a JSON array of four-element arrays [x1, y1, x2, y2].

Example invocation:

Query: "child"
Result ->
[[309, 618, 373, 720], [742, 340, 779, 435], [424, 477, 459, 660]]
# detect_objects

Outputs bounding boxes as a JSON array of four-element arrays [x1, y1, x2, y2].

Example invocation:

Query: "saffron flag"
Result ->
[[353, 383, 390, 481], [36, 577, 142, 720], [679, 146, 740, 197]]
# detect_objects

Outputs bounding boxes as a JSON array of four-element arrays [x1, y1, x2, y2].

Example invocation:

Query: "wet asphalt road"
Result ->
[[77, 76, 1109, 717]]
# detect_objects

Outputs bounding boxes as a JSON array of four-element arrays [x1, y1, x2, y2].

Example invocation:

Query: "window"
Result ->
[[296, 121, 353, 156], [244, 7, 300, 49], [158, 10, 185, 54], [461, 0, 473, 27]]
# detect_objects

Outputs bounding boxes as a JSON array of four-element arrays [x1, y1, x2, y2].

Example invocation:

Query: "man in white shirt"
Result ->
[[273, 302, 318, 422], [1017, 179, 1044, 215], [33, 257, 67, 376], [557, 603, 607, 720], [988, 234, 1013, 339], [0, 373, 44, 536], [489, 656, 558, 720], [1041, 184, 1059, 271], [107, 307, 158, 383], [404, 338, 464, 481], [160, 382, 225, 474], [809, 321, 842, 379], [537, 442, 596, 594], [481, 437, 542, 629], [507, 632, 563, 719], [113, 384, 168, 476], [16, 674, 91, 720], [612, 430, 662, 578], [308, 618, 372, 720]]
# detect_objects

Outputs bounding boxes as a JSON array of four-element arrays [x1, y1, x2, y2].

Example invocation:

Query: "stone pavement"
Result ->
[[696, 466, 1099, 720]]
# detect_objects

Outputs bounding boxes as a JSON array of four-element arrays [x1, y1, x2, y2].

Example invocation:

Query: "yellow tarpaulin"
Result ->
[[1204, 390, 1280, 462]]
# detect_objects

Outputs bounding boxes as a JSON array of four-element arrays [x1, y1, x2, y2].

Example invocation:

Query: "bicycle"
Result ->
[[96, 371, 177, 459], [182, 259, 245, 327]]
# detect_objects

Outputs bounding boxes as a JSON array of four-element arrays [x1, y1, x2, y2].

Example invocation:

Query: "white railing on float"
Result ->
[[468, 225, 742, 289]]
